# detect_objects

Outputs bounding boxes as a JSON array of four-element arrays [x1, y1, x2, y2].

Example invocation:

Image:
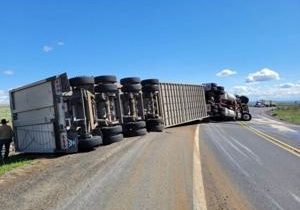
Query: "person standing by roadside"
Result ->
[[0, 119, 13, 160]]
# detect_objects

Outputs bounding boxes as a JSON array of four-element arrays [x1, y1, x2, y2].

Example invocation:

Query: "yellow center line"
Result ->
[[239, 122, 300, 157]]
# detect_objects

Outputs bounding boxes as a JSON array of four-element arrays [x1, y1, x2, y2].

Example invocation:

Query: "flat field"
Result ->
[[272, 105, 300, 124]]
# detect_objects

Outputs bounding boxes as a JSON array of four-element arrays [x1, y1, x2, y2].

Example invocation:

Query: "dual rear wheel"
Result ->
[[123, 121, 148, 137], [101, 125, 124, 145], [146, 118, 164, 132]]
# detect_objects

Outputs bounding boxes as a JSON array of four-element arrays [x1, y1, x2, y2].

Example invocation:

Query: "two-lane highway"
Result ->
[[1, 107, 299, 210], [199, 108, 300, 210]]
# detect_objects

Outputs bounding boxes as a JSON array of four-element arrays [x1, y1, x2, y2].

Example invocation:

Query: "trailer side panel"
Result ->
[[159, 83, 208, 127]]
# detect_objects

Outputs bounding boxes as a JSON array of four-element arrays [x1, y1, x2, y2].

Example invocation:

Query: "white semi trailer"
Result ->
[[9, 73, 209, 154]]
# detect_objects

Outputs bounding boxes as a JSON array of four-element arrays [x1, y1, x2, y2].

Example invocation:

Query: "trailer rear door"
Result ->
[[10, 74, 76, 153]]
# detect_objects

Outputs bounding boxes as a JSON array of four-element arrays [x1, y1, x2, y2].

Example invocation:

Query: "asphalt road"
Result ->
[[1, 107, 299, 210], [248, 107, 300, 148], [0, 125, 204, 210], [199, 107, 300, 210]]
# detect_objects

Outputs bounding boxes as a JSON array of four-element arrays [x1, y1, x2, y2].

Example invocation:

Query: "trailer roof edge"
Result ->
[[9, 73, 68, 93]]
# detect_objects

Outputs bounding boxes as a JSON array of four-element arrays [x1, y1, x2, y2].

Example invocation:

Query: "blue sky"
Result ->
[[1, 0, 300, 103]]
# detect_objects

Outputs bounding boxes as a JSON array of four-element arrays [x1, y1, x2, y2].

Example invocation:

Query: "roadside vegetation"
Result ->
[[272, 104, 300, 124], [0, 105, 11, 124], [0, 155, 35, 176]]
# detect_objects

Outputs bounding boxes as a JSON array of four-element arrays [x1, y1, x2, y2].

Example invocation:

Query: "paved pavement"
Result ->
[[0, 125, 203, 210], [199, 108, 300, 210], [1, 107, 299, 210], [247, 107, 300, 149]]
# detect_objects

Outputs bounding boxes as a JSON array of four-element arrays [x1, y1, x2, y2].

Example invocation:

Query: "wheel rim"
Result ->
[[243, 114, 250, 120]]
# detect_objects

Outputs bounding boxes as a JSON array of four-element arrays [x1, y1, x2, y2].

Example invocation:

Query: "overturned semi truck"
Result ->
[[204, 83, 252, 121], [9, 73, 209, 153]]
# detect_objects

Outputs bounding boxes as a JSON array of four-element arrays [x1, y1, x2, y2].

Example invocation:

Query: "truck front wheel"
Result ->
[[242, 113, 252, 121]]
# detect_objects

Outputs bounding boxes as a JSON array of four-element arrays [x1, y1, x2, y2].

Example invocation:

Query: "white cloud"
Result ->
[[43, 45, 53, 52], [3, 70, 14, 75], [216, 69, 237, 77], [57, 41, 64, 46], [229, 82, 300, 100], [246, 68, 280, 83], [0, 90, 9, 104], [231, 85, 248, 93], [279, 83, 295, 89]]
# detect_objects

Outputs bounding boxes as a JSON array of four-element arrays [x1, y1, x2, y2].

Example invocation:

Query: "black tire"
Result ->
[[95, 84, 118, 93], [205, 92, 213, 98], [210, 83, 217, 87], [242, 113, 252, 121], [123, 121, 146, 130], [124, 128, 147, 137], [210, 104, 217, 109], [69, 76, 94, 87], [212, 86, 218, 91], [103, 133, 123, 145], [219, 107, 225, 112], [142, 85, 159, 92], [101, 125, 122, 136], [212, 108, 219, 113], [146, 118, 164, 126], [122, 116, 136, 123], [145, 113, 156, 119], [134, 128, 148, 136], [95, 75, 117, 84], [240, 96, 249, 104], [141, 79, 159, 86], [120, 77, 141, 85], [218, 90, 225, 95], [217, 86, 224, 91], [220, 110, 227, 117], [121, 84, 142, 92], [78, 136, 102, 150], [147, 124, 164, 132]]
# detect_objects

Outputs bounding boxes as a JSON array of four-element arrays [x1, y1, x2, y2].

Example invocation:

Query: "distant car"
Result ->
[[255, 102, 265, 107]]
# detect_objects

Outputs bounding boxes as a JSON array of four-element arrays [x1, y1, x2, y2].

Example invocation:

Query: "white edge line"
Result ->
[[289, 191, 300, 204], [193, 124, 208, 210]]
